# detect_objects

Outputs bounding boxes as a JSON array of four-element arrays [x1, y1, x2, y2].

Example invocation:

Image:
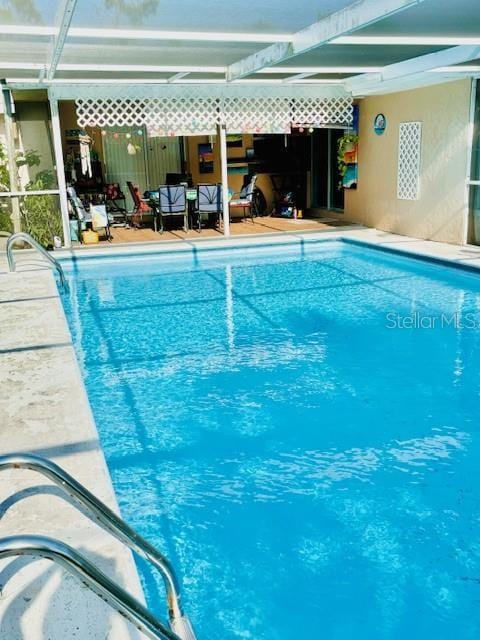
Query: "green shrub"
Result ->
[[0, 142, 61, 247], [0, 143, 13, 233], [21, 170, 62, 249]]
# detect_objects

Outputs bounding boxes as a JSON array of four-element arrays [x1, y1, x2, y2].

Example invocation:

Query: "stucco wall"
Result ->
[[345, 80, 472, 245]]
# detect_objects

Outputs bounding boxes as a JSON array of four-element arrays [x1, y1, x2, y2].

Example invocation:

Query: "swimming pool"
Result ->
[[61, 239, 480, 639]]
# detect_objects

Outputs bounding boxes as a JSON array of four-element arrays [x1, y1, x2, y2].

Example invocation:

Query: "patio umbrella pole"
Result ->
[[218, 123, 230, 237]]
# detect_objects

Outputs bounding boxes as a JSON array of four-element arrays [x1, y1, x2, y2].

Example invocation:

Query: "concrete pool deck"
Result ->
[[1, 224, 480, 638], [0, 268, 145, 639]]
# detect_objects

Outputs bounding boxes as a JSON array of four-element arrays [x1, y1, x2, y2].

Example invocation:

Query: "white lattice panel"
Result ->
[[223, 97, 291, 133], [76, 98, 219, 136], [293, 97, 354, 126], [74, 86, 353, 134], [397, 121, 422, 200], [145, 97, 219, 136]]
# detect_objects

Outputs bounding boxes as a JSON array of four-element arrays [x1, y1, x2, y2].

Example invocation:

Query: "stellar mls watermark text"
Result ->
[[386, 312, 480, 330]]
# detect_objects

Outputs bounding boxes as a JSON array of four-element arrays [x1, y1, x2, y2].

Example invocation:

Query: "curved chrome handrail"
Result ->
[[0, 453, 196, 640], [0, 535, 181, 640], [6, 232, 67, 289]]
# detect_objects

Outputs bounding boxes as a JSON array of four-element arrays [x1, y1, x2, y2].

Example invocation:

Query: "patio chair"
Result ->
[[104, 182, 127, 226], [194, 183, 223, 231], [67, 186, 112, 242], [90, 204, 112, 241], [67, 186, 88, 240], [229, 174, 258, 222], [127, 181, 155, 229], [158, 184, 188, 233], [67, 186, 86, 217]]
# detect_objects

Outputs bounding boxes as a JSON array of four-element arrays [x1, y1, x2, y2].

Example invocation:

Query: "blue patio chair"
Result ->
[[195, 183, 223, 231], [158, 185, 188, 233]]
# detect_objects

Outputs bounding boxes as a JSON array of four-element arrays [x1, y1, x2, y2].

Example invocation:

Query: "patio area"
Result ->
[[94, 215, 355, 245]]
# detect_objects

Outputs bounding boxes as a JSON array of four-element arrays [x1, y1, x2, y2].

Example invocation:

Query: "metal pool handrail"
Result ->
[[6, 232, 67, 289], [0, 535, 181, 640], [0, 453, 196, 640]]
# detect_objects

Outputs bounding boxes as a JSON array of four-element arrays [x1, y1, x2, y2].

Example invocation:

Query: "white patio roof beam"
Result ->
[[47, 0, 77, 80], [0, 24, 291, 44], [168, 72, 190, 83], [262, 66, 381, 74], [55, 63, 225, 74], [4, 25, 480, 48], [226, 0, 428, 81], [68, 27, 291, 43], [0, 62, 381, 74], [3, 61, 479, 80], [346, 44, 480, 94], [283, 72, 319, 83], [334, 35, 480, 46]]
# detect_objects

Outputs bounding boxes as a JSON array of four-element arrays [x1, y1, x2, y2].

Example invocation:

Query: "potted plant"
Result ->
[[337, 133, 359, 188]]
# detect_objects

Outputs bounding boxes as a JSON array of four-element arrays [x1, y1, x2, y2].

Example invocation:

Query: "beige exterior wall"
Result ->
[[345, 79, 472, 245]]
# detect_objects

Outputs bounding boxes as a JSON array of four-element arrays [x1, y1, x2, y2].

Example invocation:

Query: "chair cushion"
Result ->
[[229, 199, 250, 207]]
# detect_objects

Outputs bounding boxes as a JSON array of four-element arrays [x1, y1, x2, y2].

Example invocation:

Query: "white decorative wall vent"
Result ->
[[397, 121, 422, 200]]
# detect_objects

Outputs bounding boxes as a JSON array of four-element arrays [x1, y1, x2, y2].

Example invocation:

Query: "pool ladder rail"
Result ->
[[0, 453, 196, 640], [6, 232, 68, 290]]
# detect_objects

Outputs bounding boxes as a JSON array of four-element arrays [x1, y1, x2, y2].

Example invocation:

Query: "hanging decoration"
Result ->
[[79, 132, 92, 177], [97, 128, 152, 157], [338, 104, 360, 190]]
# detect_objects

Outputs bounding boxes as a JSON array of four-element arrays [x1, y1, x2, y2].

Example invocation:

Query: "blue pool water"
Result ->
[[61, 240, 480, 639]]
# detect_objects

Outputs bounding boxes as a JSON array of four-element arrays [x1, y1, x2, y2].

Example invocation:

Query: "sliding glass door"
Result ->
[[469, 80, 480, 244]]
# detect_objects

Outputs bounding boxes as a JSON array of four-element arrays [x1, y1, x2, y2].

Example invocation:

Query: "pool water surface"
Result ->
[[61, 240, 480, 639]]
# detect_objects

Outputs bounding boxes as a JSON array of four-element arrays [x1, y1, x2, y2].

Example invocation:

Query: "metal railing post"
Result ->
[[6, 232, 68, 289], [0, 453, 196, 640], [0, 535, 181, 640]]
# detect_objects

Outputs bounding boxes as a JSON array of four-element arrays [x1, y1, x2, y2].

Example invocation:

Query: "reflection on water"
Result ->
[[61, 242, 480, 640], [126, 429, 468, 509]]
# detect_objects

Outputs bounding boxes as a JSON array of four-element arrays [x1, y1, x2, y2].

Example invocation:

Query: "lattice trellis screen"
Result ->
[[74, 86, 353, 135], [292, 96, 354, 127], [397, 121, 422, 200], [75, 97, 218, 136], [223, 97, 291, 134]]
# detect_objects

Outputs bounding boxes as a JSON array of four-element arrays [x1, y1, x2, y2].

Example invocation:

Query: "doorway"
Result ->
[[468, 80, 480, 244], [311, 128, 344, 211]]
